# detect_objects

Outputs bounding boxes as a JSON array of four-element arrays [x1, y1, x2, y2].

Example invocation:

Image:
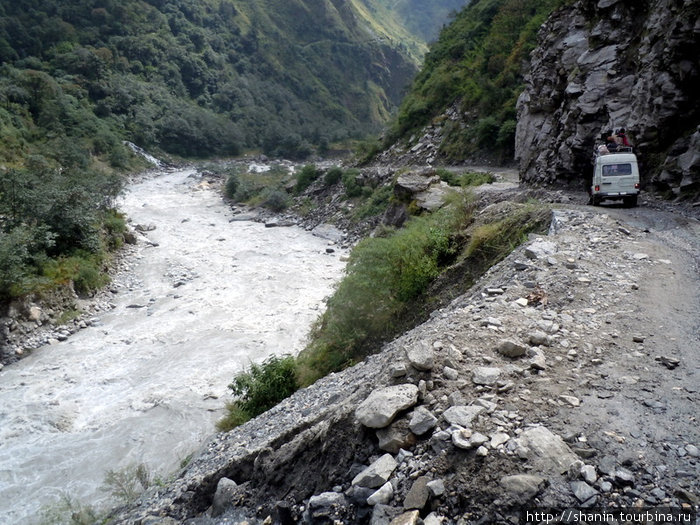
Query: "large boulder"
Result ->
[[356, 384, 420, 428], [352, 454, 398, 488], [513, 426, 579, 475]]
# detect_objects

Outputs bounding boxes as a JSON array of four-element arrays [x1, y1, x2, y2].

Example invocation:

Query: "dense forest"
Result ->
[[0, 0, 428, 162], [0, 0, 455, 303], [383, 0, 563, 161]]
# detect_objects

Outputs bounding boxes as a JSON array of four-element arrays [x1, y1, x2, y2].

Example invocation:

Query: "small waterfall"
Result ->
[[124, 141, 164, 168]]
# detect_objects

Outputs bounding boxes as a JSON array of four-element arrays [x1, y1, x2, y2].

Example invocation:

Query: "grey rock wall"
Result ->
[[516, 0, 700, 196]]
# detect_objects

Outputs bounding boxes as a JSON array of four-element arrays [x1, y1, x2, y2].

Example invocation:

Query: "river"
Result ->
[[0, 168, 347, 523]]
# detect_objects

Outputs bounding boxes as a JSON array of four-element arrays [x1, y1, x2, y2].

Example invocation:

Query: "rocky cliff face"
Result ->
[[516, 0, 700, 196]]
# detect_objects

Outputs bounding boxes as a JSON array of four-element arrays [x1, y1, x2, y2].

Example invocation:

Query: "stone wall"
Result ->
[[515, 0, 700, 196]]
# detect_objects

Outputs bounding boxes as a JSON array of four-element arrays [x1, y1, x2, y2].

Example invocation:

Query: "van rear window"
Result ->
[[602, 163, 632, 176]]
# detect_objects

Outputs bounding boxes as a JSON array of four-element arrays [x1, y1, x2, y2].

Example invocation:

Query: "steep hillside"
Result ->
[[0, 0, 421, 305], [374, 0, 470, 42], [516, 0, 700, 197], [378, 0, 562, 165], [0, 0, 422, 163]]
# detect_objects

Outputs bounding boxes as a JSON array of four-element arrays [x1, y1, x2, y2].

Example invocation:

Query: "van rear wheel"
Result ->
[[623, 195, 638, 208]]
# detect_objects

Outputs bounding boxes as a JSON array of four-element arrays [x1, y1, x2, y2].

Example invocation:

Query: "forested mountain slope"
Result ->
[[379, 0, 562, 164], [374, 0, 470, 42], [0, 0, 462, 304], [0, 0, 425, 162]]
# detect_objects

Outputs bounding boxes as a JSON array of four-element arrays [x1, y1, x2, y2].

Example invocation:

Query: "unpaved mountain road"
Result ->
[[111, 179, 699, 524]]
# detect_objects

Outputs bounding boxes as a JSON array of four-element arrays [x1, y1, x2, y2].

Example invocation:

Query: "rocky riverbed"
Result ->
[[111, 191, 699, 524]]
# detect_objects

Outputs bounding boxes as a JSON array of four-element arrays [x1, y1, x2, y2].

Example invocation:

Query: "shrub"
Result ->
[[465, 202, 550, 261], [298, 201, 471, 383], [101, 463, 151, 504], [324, 166, 343, 186], [295, 164, 320, 193], [218, 355, 298, 431], [342, 168, 363, 198], [102, 210, 127, 250], [351, 184, 393, 222], [224, 173, 239, 199], [261, 188, 289, 212], [437, 169, 495, 187], [475, 116, 501, 148]]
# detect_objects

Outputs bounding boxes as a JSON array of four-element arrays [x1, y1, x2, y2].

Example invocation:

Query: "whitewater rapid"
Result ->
[[0, 168, 346, 523]]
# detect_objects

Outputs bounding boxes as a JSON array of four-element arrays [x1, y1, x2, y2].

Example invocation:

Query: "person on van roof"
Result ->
[[616, 128, 631, 147], [606, 132, 619, 152]]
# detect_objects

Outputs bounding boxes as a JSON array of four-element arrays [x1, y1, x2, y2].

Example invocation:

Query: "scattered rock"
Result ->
[[472, 366, 501, 385], [352, 454, 398, 488], [376, 419, 416, 454], [426, 479, 445, 498], [514, 426, 580, 474], [580, 465, 597, 484], [211, 477, 239, 517], [356, 384, 420, 428], [403, 476, 430, 510], [367, 482, 393, 506], [308, 492, 347, 520], [406, 340, 434, 371], [389, 510, 421, 525], [497, 339, 528, 358], [570, 481, 598, 503], [500, 474, 546, 502], [409, 406, 438, 436], [443, 405, 485, 427], [560, 395, 581, 407], [524, 240, 558, 260]]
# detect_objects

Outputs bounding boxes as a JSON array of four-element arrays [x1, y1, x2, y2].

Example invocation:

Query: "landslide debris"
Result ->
[[111, 204, 699, 524]]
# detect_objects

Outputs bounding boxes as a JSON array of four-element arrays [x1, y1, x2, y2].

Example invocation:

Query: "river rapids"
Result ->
[[0, 168, 346, 523]]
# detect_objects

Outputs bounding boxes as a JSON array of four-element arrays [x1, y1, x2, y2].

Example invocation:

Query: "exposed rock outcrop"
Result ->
[[516, 0, 700, 197]]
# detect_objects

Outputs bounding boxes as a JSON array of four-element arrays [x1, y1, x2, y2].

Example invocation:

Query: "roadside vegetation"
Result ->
[[218, 169, 551, 430]]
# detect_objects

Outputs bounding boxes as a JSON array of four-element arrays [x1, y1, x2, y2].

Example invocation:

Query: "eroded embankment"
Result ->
[[112, 205, 699, 524]]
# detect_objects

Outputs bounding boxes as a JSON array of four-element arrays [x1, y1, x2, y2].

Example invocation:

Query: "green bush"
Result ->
[[261, 188, 289, 212], [295, 164, 320, 193], [342, 168, 363, 198], [218, 355, 298, 431], [351, 184, 393, 222], [436, 169, 495, 187], [324, 166, 343, 186], [42, 252, 109, 297], [298, 201, 471, 382], [224, 173, 239, 199]]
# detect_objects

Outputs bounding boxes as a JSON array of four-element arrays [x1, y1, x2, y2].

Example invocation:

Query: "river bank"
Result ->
[[111, 197, 700, 524], [0, 168, 348, 523]]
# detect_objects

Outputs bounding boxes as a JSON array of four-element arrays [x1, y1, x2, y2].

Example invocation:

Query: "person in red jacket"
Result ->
[[616, 128, 631, 147]]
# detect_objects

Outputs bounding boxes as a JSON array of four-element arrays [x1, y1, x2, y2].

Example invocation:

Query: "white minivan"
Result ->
[[590, 151, 640, 207]]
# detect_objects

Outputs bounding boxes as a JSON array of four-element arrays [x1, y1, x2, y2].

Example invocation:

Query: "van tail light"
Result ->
[[634, 183, 640, 189], [595, 185, 600, 192]]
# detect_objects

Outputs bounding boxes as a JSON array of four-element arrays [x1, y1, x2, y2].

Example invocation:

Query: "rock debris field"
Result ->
[[112, 202, 699, 525]]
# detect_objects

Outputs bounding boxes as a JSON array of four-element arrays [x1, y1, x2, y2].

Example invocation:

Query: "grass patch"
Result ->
[[350, 184, 394, 223], [41, 251, 110, 297], [57, 308, 82, 324], [297, 193, 474, 384], [294, 164, 321, 194], [464, 201, 550, 261], [38, 493, 102, 525]]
